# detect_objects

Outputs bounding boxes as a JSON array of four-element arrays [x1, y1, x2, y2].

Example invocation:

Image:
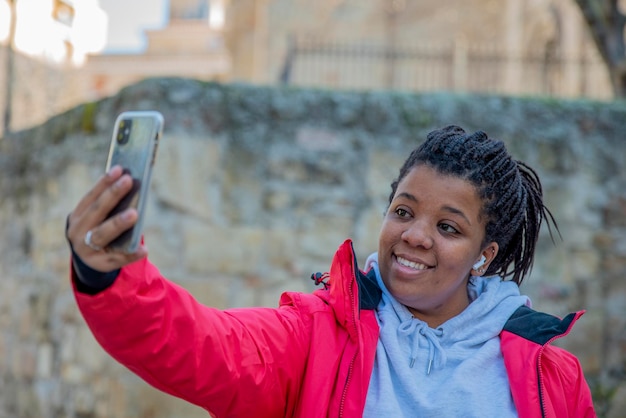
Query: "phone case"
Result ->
[[104, 111, 164, 253]]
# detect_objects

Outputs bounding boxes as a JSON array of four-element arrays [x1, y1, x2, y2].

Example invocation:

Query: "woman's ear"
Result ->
[[472, 243, 499, 275], [472, 255, 487, 271]]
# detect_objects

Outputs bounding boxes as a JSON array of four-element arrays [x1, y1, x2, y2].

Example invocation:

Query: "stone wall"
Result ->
[[0, 78, 625, 417]]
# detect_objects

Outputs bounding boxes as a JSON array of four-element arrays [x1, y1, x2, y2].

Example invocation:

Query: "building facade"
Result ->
[[80, 0, 231, 101], [0, 0, 614, 136], [0, 0, 107, 135]]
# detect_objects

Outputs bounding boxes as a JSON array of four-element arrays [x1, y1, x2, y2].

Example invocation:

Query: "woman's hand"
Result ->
[[66, 165, 148, 272]]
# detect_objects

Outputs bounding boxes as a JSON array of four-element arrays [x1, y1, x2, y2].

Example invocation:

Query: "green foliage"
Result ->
[[81, 102, 98, 134]]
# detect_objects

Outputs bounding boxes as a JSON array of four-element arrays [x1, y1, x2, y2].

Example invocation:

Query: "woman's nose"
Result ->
[[401, 220, 434, 249]]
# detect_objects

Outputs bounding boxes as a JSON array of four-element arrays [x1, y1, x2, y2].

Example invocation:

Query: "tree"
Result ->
[[574, 0, 626, 98]]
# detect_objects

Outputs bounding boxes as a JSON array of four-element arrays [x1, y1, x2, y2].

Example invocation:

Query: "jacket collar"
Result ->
[[313, 240, 382, 331], [502, 305, 585, 344], [358, 268, 382, 310]]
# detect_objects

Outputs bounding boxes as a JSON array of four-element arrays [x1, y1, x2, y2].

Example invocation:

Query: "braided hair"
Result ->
[[388, 125, 559, 285]]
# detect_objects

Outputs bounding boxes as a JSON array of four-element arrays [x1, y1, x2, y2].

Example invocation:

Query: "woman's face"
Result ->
[[378, 165, 498, 327]]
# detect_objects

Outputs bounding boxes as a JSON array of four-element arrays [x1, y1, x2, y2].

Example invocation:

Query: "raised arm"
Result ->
[[72, 257, 310, 417], [66, 166, 310, 417]]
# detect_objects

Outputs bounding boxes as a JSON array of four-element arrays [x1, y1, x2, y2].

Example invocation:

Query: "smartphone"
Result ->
[[104, 111, 164, 253]]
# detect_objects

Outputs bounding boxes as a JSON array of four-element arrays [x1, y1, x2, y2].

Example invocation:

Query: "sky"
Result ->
[[98, 0, 167, 53]]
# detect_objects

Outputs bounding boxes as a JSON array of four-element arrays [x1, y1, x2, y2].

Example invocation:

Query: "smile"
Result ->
[[396, 256, 430, 270]]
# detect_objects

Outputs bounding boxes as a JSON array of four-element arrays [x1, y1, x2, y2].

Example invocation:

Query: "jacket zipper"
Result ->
[[339, 352, 357, 417], [338, 249, 360, 417], [536, 345, 547, 418]]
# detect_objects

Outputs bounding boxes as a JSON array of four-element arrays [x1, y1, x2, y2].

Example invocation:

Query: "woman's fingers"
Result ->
[[72, 165, 124, 218], [66, 165, 150, 273], [69, 171, 132, 243], [70, 209, 147, 272], [81, 207, 137, 253], [82, 172, 134, 228], [83, 229, 103, 251], [67, 164, 147, 266]]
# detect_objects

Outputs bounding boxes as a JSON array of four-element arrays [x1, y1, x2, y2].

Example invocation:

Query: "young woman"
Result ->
[[66, 125, 596, 417]]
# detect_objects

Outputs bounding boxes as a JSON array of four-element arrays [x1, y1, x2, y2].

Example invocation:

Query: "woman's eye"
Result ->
[[439, 223, 459, 234], [394, 208, 410, 217]]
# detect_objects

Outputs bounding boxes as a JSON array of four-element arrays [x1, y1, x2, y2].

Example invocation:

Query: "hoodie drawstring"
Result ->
[[398, 318, 447, 375]]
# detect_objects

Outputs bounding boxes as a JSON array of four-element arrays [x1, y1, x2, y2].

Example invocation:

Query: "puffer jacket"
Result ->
[[72, 239, 596, 417]]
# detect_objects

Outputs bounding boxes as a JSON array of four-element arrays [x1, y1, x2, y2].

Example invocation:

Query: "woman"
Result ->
[[66, 125, 596, 417]]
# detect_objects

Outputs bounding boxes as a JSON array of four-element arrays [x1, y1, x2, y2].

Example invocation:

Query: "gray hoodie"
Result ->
[[363, 253, 529, 418]]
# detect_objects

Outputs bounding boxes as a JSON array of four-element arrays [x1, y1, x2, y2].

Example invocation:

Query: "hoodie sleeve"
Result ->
[[72, 257, 310, 418], [71, 249, 120, 294]]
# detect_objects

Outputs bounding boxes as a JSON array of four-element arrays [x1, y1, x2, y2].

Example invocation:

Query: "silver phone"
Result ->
[[104, 111, 163, 253]]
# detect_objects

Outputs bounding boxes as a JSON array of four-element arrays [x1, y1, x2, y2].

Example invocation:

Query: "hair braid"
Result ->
[[388, 125, 559, 285]]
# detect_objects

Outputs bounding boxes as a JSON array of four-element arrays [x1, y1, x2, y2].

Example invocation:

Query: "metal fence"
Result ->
[[279, 37, 612, 99]]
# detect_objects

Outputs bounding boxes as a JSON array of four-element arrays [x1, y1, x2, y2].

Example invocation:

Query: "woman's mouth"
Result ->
[[396, 255, 430, 271]]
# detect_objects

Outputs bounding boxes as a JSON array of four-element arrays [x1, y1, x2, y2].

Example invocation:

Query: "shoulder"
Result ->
[[501, 307, 595, 416], [501, 305, 587, 377], [502, 305, 584, 345], [540, 343, 596, 416], [501, 305, 589, 389], [278, 290, 337, 320], [541, 343, 585, 376]]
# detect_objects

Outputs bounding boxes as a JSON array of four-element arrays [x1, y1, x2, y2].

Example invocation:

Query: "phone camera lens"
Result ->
[[117, 119, 132, 144]]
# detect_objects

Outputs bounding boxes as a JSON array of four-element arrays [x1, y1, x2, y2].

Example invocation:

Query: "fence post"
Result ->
[[503, 0, 523, 95], [453, 39, 468, 92], [561, 4, 582, 97], [279, 34, 295, 84]]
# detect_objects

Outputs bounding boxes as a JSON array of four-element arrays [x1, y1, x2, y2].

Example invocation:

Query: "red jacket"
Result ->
[[73, 239, 596, 417]]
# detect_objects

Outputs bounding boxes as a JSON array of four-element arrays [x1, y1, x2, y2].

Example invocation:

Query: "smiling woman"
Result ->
[[378, 165, 495, 327], [65, 124, 596, 417]]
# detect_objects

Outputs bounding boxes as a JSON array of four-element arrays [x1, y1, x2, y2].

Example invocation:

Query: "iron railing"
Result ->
[[280, 36, 612, 99]]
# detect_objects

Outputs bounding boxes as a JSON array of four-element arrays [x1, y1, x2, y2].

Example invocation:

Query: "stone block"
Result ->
[[353, 207, 384, 260], [61, 363, 85, 384], [258, 278, 310, 308], [183, 222, 266, 276], [151, 135, 222, 221], [13, 343, 37, 380], [297, 216, 354, 260], [36, 343, 54, 379], [74, 385, 96, 415], [171, 275, 232, 310]]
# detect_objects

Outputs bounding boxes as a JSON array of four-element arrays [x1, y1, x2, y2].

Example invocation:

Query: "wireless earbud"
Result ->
[[473, 255, 487, 270]]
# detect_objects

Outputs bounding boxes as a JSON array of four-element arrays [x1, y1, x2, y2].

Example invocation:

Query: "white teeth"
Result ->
[[396, 256, 428, 270]]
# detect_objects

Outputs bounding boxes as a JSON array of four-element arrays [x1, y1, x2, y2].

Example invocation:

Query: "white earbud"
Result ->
[[473, 255, 487, 270]]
